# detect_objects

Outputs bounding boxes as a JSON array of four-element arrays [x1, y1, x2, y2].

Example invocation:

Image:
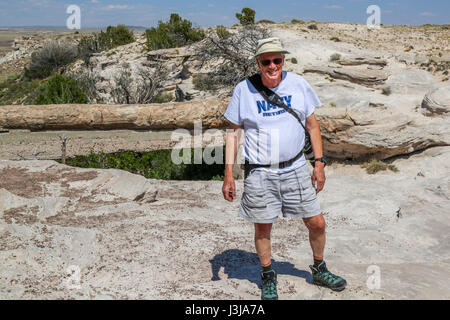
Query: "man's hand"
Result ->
[[222, 175, 236, 201], [311, 162, 326, 194]]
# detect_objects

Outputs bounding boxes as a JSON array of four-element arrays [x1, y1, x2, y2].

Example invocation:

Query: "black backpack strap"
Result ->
[[247, 73, 307, 131]]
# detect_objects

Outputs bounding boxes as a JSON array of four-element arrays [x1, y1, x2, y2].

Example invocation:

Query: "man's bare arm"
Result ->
[[223, 121, 243, 201], [305, 113, 325, 193]]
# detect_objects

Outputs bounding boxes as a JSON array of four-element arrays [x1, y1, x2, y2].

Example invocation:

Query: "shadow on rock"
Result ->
[[209, 249, 312, 288]]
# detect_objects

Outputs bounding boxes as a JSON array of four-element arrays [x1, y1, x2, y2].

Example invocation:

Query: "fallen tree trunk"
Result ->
[[1, 99, 448, 161], [0, 98, 230, 131]]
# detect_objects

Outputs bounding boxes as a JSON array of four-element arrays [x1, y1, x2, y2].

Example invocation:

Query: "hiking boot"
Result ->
[[261, 270, 278, 300], [309, 261, 347, 292]]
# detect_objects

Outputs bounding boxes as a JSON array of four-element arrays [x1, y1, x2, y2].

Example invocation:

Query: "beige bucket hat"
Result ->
[[254, 37, 289, 59]]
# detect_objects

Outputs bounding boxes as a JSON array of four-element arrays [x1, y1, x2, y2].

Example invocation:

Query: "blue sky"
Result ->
[[0, 0, 448, 28]]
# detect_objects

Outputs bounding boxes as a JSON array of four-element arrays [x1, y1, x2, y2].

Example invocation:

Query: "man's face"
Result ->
[[257, 52, 284, 83]]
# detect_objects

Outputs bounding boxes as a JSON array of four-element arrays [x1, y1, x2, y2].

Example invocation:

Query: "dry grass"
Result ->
[[0, 32, 17, 56], [362, 159, 399, 174]]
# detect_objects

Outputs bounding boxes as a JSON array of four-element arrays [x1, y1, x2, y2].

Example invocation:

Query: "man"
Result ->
[[222, 37, 346, 300]]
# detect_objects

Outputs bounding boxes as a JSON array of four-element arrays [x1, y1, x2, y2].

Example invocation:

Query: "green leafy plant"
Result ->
[[33, 74, 88, 104], [64, 148, 225, 180], [77, 24, 135, 64], [307, 24, 318, 30], [291, 57, 298, 64], [102, 24, 135, 48], [236, 7, 256, 25], [145, 13, 205, 51]]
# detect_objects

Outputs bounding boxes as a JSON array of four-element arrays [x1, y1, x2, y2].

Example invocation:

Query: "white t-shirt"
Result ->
[[224, 71, 321, 173]]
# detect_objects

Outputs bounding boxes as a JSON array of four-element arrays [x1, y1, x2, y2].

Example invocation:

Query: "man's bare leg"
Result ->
[[303, 213, 326, 260], [255, 222, 278, 299], [303, 213, 347, 291], [254, 223, 273, 266]]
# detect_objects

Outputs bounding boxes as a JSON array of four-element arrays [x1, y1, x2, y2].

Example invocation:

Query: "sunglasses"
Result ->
[[259, 58, 283, 66]]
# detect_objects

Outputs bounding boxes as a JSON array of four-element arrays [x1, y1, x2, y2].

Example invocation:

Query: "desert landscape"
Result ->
[[0, 19, 449, 300]]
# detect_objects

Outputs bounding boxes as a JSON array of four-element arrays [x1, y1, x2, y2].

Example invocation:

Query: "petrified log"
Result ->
[[0, 98, 230, 131], [303, 66, 388, 87], [337, 56, 387, 66]]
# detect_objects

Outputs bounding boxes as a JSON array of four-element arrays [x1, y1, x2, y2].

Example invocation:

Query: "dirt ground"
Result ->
[[0, 129, 186, 161]]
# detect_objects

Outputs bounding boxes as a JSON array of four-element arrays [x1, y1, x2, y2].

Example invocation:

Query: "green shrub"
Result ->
[[329, 53, 341, 62], [152, 92, 174, 103], [0, 72, 19, 84], [24, 41, 77, 79], [33, 74, 88, 104], [291, 57, 298, 64], [236, 7, 256, 25], [64, 148, 225, 180], [362, 159, 399, 174], [0, 74, 44, 105], [216, 25, 231, 39], [330, 37, 341, 42], [291, 19, 305, 24], [103, 24, 135, 48], [307, 24, 318, 30], [387, 164, 399, 172], [145, 13, 205, 51], [382, 87, 392, 95], [192, 74, 217, 92], [257, 19, 275, 24], [77, 24, 135, 64]]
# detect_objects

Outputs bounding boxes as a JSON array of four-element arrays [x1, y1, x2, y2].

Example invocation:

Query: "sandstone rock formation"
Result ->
[[421, 86, 450, 116]]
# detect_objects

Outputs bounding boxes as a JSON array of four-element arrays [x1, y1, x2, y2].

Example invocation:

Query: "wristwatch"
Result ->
[[313, 157, 327, 167]]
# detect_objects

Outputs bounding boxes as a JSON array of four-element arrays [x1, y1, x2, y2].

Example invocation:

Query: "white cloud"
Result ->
[[102, 4, 131, 10], [324, 5, 342, 9], [420, 12, 436, 17]]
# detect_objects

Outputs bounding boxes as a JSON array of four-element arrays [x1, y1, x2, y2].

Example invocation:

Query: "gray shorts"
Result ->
[[239, 163, 321, 223]]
